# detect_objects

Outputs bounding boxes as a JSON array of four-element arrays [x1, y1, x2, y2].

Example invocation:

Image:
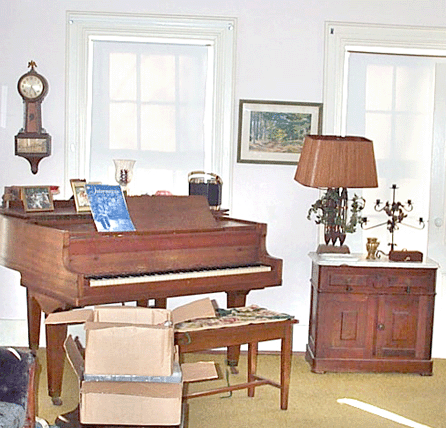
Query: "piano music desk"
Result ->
[[175, 310, 297, 410]]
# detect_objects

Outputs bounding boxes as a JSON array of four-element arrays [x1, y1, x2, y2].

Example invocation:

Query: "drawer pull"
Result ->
[[344, 278, 353, 291], [377, 323, 385, 331], [406, 286, 411, 294]]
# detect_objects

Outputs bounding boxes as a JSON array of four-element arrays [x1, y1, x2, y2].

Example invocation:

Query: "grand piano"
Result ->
[[0, 195, 282, 404]]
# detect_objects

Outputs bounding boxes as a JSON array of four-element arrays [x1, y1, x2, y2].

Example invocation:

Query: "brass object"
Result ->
[[366, 237, 379, 260]]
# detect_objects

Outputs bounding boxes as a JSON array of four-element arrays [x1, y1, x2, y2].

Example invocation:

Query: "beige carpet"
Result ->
[[36, 350, 446, 427]]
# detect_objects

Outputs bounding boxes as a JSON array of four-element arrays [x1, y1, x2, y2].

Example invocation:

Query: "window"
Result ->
[[66, 12, 235, 201]]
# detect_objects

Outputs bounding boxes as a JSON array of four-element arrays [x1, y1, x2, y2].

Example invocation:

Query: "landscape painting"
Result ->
[[237, 100, 322, 165]]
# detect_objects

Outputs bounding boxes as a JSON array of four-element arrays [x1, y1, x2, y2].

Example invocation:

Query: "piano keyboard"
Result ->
[[89, 264, 272, 287]]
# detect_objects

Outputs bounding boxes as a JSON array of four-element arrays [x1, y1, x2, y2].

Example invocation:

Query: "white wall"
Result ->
[[2, 0, 446, 353]]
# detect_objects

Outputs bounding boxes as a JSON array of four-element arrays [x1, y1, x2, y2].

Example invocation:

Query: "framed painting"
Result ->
[[22, 186, 54, 212], [70, 179, 90, 212], [237, 99, 323, 165]]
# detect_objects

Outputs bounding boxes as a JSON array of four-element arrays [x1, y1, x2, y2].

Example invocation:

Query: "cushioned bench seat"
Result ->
[[174, 305, 298, 410]]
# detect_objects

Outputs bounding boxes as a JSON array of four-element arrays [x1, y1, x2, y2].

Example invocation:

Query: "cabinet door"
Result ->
[[316, 293, 376, 359], [375, 295, 423, 358]]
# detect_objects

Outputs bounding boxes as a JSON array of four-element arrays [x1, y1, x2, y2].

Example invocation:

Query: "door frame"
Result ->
[[323, 21, 446, 357], [323, 21, 446, 135]]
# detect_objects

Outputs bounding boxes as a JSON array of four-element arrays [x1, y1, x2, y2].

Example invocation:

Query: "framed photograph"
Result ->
[[237, 99, 323, 165], [22, 186, 54, 212], [70, 179, 90, 212]]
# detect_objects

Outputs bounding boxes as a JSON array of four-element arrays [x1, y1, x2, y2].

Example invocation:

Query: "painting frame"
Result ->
[[22, 186, 54, 212], [70, 179, 91, 212], [237, 99, 323, 165]]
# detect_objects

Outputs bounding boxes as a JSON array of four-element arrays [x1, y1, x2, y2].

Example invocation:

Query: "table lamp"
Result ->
[[294, 135, 378, 253]]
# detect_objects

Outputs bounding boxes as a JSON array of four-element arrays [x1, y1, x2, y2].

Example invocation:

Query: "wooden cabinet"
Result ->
[[306, 253, 437, 374]]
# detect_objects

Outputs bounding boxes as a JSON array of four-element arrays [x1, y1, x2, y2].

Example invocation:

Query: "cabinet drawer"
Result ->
[[322, 270, 370, 293], [377, 271, 435, 294], [317, 266, 435, 294]]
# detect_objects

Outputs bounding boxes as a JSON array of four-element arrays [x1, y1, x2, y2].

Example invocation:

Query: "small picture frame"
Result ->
[[237, 99, 323, 165], [70, 179, 90, 212], [22, 186, 54, 212]]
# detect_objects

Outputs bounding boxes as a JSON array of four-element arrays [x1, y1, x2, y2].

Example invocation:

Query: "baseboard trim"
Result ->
[[190, 349, 306, 357]]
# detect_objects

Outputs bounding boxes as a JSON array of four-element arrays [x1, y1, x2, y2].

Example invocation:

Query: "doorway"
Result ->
[[324, 22, 446, 357]]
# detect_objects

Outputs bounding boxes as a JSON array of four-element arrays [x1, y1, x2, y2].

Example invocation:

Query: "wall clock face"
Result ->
[[18, 74, 45, 100]]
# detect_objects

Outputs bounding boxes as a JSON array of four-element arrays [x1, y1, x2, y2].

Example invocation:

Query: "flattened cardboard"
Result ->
[[181, 362, 219, 383], [171, 298, 216, 325], [64, 334, 84, 380], [45, 308, 93, 325]]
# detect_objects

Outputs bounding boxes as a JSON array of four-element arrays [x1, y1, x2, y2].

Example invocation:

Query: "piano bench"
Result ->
[[174, 307, 297, 410]]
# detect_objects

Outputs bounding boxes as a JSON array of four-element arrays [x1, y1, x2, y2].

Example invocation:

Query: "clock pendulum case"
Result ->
[[15, 61, 51, 174]]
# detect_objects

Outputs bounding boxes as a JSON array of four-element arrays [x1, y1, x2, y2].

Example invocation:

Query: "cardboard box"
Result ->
[[46, 298, 216, 378], [65, 335, 218, 426]]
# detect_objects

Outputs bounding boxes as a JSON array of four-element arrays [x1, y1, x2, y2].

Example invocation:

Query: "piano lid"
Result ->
[[126, 195, 218, 232]]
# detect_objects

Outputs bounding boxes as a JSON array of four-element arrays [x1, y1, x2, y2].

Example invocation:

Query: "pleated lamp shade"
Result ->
[[294, 135, 378, 189]]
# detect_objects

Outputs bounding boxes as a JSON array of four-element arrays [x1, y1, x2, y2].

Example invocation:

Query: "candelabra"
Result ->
[[362, 184, 425, 251]]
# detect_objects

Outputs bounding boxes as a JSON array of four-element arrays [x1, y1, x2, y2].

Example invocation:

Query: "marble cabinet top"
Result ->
[[309, 252, 438, 269]]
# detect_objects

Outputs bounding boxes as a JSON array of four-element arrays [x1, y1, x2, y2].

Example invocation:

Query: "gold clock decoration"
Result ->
[[15, 61, 51, 174]]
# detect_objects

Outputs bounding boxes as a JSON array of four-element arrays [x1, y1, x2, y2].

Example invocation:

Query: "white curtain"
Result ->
[[346, 52, 439, 253], [88, 40, 210, 196]]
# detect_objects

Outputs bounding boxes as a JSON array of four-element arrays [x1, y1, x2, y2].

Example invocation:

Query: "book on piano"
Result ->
[[85, 184, 135, 232]]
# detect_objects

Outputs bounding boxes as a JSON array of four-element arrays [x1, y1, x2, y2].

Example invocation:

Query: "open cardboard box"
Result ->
[[46, 297, 216, 378], [47, 298, 218, 426], [64, 335, 218, 426]]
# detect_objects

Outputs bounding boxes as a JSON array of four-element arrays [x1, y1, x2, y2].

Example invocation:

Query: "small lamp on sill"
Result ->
[[294, 135, 378, 254]]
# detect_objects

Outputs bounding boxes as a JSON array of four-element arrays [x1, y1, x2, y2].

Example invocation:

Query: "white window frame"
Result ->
[[65, 11, 236, 205], [323, 21, 446, 135]]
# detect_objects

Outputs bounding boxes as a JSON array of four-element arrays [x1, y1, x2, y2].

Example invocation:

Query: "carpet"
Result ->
[[36, 350, 446, 428]]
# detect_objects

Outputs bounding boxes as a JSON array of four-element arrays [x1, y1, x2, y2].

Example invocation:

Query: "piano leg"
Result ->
[[226, 290, 249, 368], [155, 297, 167, 308], [45, 322, 67, 406], [25, 290, 69, 405], [27, 290, 41, 352]]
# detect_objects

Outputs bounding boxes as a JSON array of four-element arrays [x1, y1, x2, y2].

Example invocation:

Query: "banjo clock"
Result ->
[[15, 61, 51, 174]]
